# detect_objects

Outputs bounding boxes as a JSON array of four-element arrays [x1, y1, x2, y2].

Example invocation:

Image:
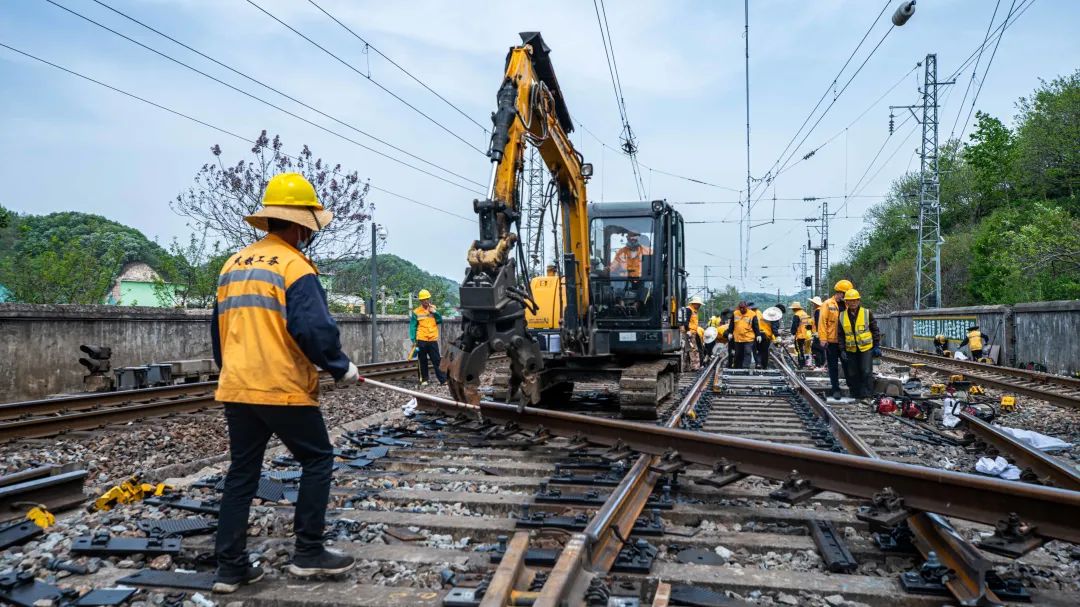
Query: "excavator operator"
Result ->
[[610, 231, 653, 278]]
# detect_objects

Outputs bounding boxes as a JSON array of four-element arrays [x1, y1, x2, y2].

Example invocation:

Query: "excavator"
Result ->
[[443, 32, 688, 419]]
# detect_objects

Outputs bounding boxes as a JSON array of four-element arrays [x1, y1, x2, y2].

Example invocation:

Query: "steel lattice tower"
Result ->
[[914, 54, 947, 310], [522, 146, 547, 275]]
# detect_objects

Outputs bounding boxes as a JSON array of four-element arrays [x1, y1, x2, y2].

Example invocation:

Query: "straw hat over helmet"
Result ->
[[244, 173, 333, 233]]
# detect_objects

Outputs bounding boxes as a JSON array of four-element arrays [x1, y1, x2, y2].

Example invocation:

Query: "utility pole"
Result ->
[[800, 244, 809, 294], [742, 0, 751, 280], [806, 200, 829, 299], [703, 265, 710, 318], [522, 146, 547, 275], [370, 221, 378, 363], [892, 54, 953, 309]]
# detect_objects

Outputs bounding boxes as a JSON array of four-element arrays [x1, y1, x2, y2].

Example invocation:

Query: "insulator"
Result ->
[[892, 1, 916, 27]]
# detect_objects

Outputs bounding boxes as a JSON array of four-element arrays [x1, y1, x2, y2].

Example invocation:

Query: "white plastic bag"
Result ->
[[975, 456, 1021, 481], [402, 397, 418, 417], [941, 397, 961, 428], [953, 351, 968, 361], [996, 426, 1072, 452]]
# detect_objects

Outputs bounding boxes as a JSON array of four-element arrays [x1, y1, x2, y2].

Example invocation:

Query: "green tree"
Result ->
[[330, 254, 459, 315], [153, 233, 230, 308], [962, 111, 1016, 217], [1013, 71, 1080, 202], [0, 236, 123, 304]]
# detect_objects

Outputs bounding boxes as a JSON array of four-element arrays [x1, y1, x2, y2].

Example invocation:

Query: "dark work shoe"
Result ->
[[213, 565, 265, 593], [830, 391, 843, 400], [288, 549, 356, 577]]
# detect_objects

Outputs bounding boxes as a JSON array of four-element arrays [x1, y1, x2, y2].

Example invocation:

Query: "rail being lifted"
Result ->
[[881, 346, 1080, 410]]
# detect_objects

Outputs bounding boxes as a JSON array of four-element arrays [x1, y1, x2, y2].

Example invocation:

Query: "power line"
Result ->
[[83, 0, 485, 192], [243, 0, 487, 156], [46, 0, 484, 195], [304, 0, 488, 135], [956, 0, 1019, 143], [0, 41, 477, 224], [948, 0, 1002, 141]]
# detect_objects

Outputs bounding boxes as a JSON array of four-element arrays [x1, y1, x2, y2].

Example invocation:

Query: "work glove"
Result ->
[[839, 351, 849, 363], [872, 346, 882, 358], [755, 335, 762, 343], [337, 362, 360, 387]]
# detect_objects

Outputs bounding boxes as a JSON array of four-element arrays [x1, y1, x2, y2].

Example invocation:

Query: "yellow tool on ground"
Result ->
[[949, 374, 964, 383], [1000, 395, 1017, 412], [969, 384, 986, 396], [26, 506, 54, 529], [90, 475, 172, 512], [929, 383, 946, 395]]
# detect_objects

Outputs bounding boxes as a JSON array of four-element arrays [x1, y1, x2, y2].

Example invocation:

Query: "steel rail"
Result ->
[[378, 379, 1080, 545], [958, 410, 1080, 491], [0, 359, 423, 441], [773, 350, 1002, 604], [881, 347, 1080, 410], [0, 466, 88, 520]]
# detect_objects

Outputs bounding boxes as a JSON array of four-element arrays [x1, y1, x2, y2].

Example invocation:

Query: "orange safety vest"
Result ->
[[731, 309, 756, 343], [821, 297, 842, 344], [215, 234, 322, 406], [611, 245, 653, 278], [794, 309, 811, 340], [413, 305, 440, 342], [755, 309, 774, 342]]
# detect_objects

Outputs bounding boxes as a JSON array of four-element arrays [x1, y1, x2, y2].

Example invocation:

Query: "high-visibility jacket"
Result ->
[[410, 305, 442, 342], [966, 330, 983, 351], [794, 309, 811, 340], [687, 307, 700, 335], [841, 307, 874, 353], [610, 245, 653, 278], [755, 310, 774, 342], [729, 309, 757, 343], [212, 234, 350, 406], [820, 297, 842, 344], [708, 316, 723, 329]]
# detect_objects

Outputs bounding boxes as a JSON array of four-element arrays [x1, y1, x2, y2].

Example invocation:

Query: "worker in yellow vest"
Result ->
[[836, 289, 881, 399], [790, 302, 811, 368], [758, 304, 784, 369], [809, 296, 825, 367], [821, 281, 851, 399], [959, 325, 990, 361], [681, 296, 705, 369], [410, 289, 446, 385], [724, 301, 761, 369], [212, 173, 357, 592]]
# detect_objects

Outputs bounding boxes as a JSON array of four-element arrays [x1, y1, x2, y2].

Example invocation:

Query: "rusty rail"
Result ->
[[959, 411, 1080, 491], [882, 347, 1080, 410], [0, 466, 87, 520]]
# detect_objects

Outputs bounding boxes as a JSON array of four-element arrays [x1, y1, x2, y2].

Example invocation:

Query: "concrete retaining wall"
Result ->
[[877, 299, 1080, 373], [0, 304, 460, 401]]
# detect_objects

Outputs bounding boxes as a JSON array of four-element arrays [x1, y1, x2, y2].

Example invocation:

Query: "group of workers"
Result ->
[[680, 278, 882, 400], [933, 326, 990, 360]]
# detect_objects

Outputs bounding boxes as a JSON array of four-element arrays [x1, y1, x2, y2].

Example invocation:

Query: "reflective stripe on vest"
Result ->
[[967, 330, 983, 351], [414, 306, 439, 342], [841, 307, 874, 352]]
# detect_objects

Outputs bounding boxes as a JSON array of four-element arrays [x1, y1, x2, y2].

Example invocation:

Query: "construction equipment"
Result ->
[[90, 475, 171, 512], [445, 32, 687, 418]]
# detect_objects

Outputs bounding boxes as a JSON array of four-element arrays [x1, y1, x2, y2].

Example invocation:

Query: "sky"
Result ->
[[2, 0, 1078, 297]]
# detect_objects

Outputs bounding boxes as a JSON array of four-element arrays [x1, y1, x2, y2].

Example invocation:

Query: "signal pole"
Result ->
[[891, 54, 953, 309]]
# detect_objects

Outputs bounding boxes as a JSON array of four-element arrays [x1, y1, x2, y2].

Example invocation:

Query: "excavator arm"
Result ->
[[444, 32, 591, 405]]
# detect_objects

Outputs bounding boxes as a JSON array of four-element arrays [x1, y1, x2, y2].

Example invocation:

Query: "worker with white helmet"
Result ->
[[790, 301, 811, 368], [410, 289, 446, 386], [836, 288, 882, 399], [211, 173, 357, 593], [681, 295, 705, 368]]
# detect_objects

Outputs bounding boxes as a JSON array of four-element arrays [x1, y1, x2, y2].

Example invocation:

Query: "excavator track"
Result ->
[[618, 359, 677, 419]]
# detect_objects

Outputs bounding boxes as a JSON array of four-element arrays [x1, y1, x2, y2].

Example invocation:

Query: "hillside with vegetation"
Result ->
[[328, 254, 459, 315], [826, 71, 1080, 312]]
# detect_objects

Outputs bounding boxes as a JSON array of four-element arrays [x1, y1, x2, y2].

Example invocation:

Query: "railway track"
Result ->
[[881, 346, 1080, 410], [0, 358, 421, 442]]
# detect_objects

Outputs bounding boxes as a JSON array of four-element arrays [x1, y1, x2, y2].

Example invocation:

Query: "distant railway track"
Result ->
[[881, 346, 1080, 410], [0, 358, 422, 442]]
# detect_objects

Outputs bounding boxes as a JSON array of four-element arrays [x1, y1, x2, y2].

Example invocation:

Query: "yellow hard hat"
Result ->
[[244, 173, 332, 233], [417, 289, 432, 300], [790, 301, 802, 310], [689, 295, 703, 306], [845, 288, 861, 300], [834, 279, 854, 293]]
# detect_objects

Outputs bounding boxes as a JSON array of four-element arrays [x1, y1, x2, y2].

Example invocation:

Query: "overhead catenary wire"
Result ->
[[304, 0, 488, 135], [45, 0, 485, 196], [947, 0, 1002, 141], [243, 0, 487, 156], [0, 41, 477, 224], [82, 0, 485, 192], [955, 0, 1020, 143]]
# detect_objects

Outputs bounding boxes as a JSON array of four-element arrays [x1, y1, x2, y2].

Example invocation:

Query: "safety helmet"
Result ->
[[834, 279, 854, 293], [704, 326, 718, 344], [418, 289, 432, 300], [790, 301, 802, 310], [936, 334, 945, 341], [688, 295, 703, 306], [844, 288, 861, 300], [244, 173, 332, 233], [809, 296, 823, 307]]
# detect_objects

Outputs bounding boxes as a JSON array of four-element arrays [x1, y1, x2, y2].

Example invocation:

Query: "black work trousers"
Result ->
[[811, 338, 825, 367], [726, 341, 735, 368], [215, 403, 333, 576], [732, 342, 755, 369], [826, 342, 843, 394], [795, 339, 808, 367], [971, 349, 983, 360], [756, 340, 770, 369], [843, 349, 874, 398], [417, 340, 446, 383]]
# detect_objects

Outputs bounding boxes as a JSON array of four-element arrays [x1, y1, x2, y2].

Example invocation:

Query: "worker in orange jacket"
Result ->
[[821, 280, 852, 399], [211, 173, 358, 592]]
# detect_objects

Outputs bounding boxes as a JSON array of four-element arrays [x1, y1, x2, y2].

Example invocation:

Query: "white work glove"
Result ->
[[755, 335, 762, 343], [337, 362, 359, 387]]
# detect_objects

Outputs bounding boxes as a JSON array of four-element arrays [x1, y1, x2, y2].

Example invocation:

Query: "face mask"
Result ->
[[296, 229, 313, 251]]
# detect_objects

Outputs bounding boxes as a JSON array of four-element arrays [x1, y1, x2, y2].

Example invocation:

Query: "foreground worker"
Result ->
[[836, 289, 881, 399], [211, 173, 359, 593], [791, 301, 811, 368], [821, 281, 851, 399], [959, 325, 990, 360], [933, 334, 949, 356], [809, 296, 824, 367], [410, 289, 447, 385], [724, 301, 761, 369]]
